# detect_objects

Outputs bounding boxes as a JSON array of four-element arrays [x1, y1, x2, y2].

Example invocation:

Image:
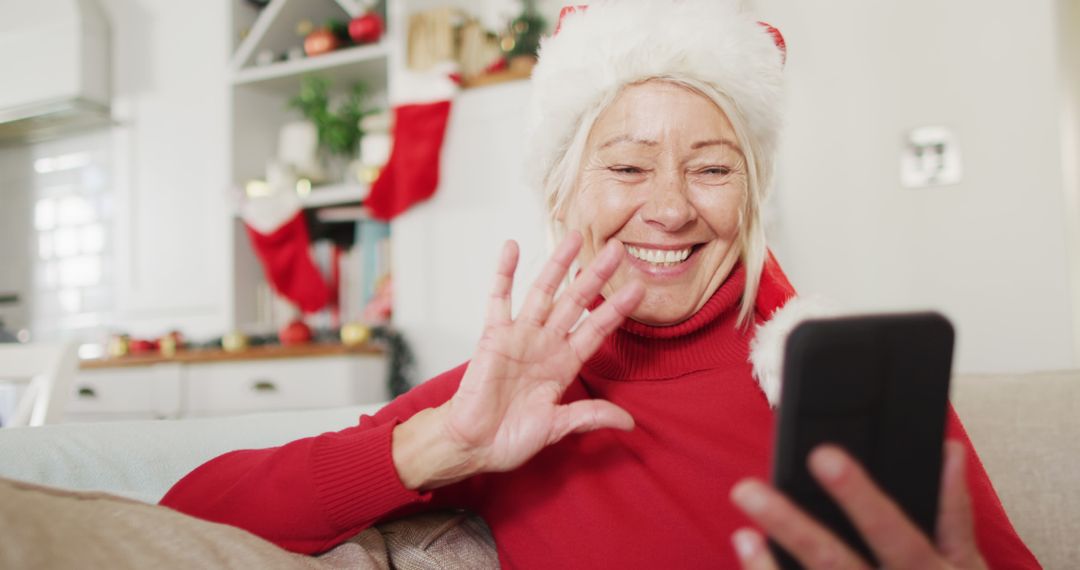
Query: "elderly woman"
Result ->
[[162, 2, 1037, 568]]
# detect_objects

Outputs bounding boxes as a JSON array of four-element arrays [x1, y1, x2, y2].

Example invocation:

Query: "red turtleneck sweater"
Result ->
[[161, 268, 1038, 568]]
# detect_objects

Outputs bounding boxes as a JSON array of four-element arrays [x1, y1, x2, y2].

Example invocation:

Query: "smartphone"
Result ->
[[769, 312, 954, 568]]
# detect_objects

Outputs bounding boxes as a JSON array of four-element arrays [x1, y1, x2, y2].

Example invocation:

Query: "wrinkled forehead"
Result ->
[[585, 80, 742, 154]]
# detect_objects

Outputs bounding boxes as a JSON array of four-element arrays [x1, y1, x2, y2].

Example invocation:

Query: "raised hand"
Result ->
[[392, 231, 645, 490], [728, 441, 988, 570]]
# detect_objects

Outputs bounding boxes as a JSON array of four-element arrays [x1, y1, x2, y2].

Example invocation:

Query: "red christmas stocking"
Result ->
[[365, 66, 459, 221], [242, 195, 331, 314], [365, 100, 453, 220]]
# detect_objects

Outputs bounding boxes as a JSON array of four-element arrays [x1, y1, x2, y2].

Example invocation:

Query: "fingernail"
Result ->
[[731, 480, 769, 514], [810, 446, 846, 482], [731, 528, 760, 560]]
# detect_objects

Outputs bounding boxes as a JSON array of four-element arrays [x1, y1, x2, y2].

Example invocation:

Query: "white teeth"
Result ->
[[625, 245, 693, 266]]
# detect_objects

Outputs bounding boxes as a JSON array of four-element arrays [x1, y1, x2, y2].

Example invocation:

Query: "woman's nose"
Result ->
[[640, 173, 697, 231]]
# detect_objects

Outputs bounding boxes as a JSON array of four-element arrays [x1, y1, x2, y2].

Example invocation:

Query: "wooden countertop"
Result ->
[[80, 342, 385, 370]]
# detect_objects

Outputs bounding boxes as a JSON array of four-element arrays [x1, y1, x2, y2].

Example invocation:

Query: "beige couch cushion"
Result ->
[[377, 512, 499, 569], [0, 477, 345, 569], [952, 371, 1080, 570], [0, 476, 497, 569]]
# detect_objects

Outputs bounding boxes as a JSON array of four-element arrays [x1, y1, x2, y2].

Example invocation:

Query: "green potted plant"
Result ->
[[287, 76, 380, 182]]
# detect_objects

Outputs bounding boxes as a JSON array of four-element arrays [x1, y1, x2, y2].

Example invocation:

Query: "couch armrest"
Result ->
[[0, 404, 384, 503], [951, 371, 1080, 569]]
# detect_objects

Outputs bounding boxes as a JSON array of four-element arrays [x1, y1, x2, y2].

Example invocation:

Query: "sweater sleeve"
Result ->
[[945, 406, 1041, 569], [159, 362, 469, 555]]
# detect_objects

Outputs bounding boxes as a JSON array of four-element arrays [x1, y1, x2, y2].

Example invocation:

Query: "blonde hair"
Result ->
[[540, 76, 770, 327]]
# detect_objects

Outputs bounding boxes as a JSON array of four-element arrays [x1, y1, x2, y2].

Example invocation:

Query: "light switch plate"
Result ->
[[900, 126, 963, 188]]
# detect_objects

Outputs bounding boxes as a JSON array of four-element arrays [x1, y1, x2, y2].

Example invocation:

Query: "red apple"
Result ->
[[304, 28, 340, 57], [129, 339, 157, 354], [348, 13, 383, 45], [279, 320, 313, 346]]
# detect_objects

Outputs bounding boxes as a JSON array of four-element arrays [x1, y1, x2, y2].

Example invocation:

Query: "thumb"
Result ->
[[935, 440, 983, 567], [549, 399, 635, 444]]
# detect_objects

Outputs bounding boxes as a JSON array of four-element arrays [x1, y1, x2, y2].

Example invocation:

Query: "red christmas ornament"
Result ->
[[304, 28, 340, 57], [279, 319, 313, 346], [348, 13, 383, 45]]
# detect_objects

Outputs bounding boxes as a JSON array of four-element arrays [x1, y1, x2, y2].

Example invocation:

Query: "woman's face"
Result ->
[[562, 80, 748, 325]]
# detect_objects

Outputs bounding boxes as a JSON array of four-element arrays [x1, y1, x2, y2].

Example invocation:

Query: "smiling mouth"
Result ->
[[624, 244, 701, 267]]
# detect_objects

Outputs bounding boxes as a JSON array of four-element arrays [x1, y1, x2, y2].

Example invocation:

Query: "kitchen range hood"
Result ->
[[0, 0, 111, 145]]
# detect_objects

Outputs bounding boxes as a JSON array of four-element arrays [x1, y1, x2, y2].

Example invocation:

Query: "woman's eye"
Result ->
[[701, 166, 731, 176], [610, 166, 645, 175]]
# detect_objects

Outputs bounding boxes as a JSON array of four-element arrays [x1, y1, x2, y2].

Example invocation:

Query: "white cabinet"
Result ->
[[184, 356, 386, 416], [67, 353, 387, 422], [105, 0, 232, 339], [66, 364, 182, 422]]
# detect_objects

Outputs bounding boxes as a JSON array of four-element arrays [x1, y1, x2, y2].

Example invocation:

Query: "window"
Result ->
[[28, 131, 115, 342]]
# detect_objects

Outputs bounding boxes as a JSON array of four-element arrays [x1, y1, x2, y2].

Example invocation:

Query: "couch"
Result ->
[[0, 372, 1077, 568]]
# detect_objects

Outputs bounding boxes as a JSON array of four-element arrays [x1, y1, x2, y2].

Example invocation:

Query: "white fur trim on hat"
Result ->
[[528, 0, 785, 188], [749, 296, 842, 407]]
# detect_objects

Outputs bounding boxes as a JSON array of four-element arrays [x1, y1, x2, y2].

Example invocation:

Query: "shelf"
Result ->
[[316, 205, 371, 223], [230, 0, 362, 71], [80, 341, 384, 369], [232, 42, 389, 93], [298, 183, 368, 208]]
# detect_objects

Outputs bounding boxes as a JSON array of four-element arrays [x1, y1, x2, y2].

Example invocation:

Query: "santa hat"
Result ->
[[527, 0, 787, 194]]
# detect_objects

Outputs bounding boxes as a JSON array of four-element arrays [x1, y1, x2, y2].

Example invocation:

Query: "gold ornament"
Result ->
[[106, 335, 130, 358], [222, 330, 249, 353], [340, 322, 371, 347], [159, 335, 177, 357]]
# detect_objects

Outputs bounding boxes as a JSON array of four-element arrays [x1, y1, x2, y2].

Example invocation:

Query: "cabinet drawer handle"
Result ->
[[251, 380, 278, 393], [76, 386, 98, 399]]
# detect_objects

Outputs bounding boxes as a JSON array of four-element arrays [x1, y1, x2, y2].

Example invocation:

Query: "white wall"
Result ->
[[1059, 0, 1080, 367], [753, 0, 1077, 373], [0, 145, 33, 332], [392, 81, 548, 381], [0, 0, 230, 342]]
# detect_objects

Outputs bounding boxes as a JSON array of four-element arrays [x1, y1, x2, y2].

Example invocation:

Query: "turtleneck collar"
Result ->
[[582, 265, 751, 381]]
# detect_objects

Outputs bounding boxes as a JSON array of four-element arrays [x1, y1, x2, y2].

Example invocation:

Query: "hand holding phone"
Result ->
[[769, 312, 954, 568]]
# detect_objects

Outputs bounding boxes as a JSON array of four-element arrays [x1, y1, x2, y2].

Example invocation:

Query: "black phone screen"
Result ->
[[770, 313, 954, 568]]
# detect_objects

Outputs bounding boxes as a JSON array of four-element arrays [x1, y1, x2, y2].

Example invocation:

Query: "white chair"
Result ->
[[0, 342, 79, 428]]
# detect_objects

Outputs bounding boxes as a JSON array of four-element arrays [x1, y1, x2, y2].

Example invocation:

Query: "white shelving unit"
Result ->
[[226, 0, 398, 329], [224, 0, 549, 333], [297, 182, 369, 208], [231, 42, 390, 92]]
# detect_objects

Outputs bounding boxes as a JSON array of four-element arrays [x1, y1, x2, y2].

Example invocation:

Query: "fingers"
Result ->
[[566, 278, 645, 364], [484, 240, 520, 328], [550, 399, 634, 444], [808, 446, 939, 569], [545, 239, 625, 335], [731, 528, 780, 570], [935, 441, 982, 567], [518, 231, 583, 326], [731, 479, 870, 570]]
